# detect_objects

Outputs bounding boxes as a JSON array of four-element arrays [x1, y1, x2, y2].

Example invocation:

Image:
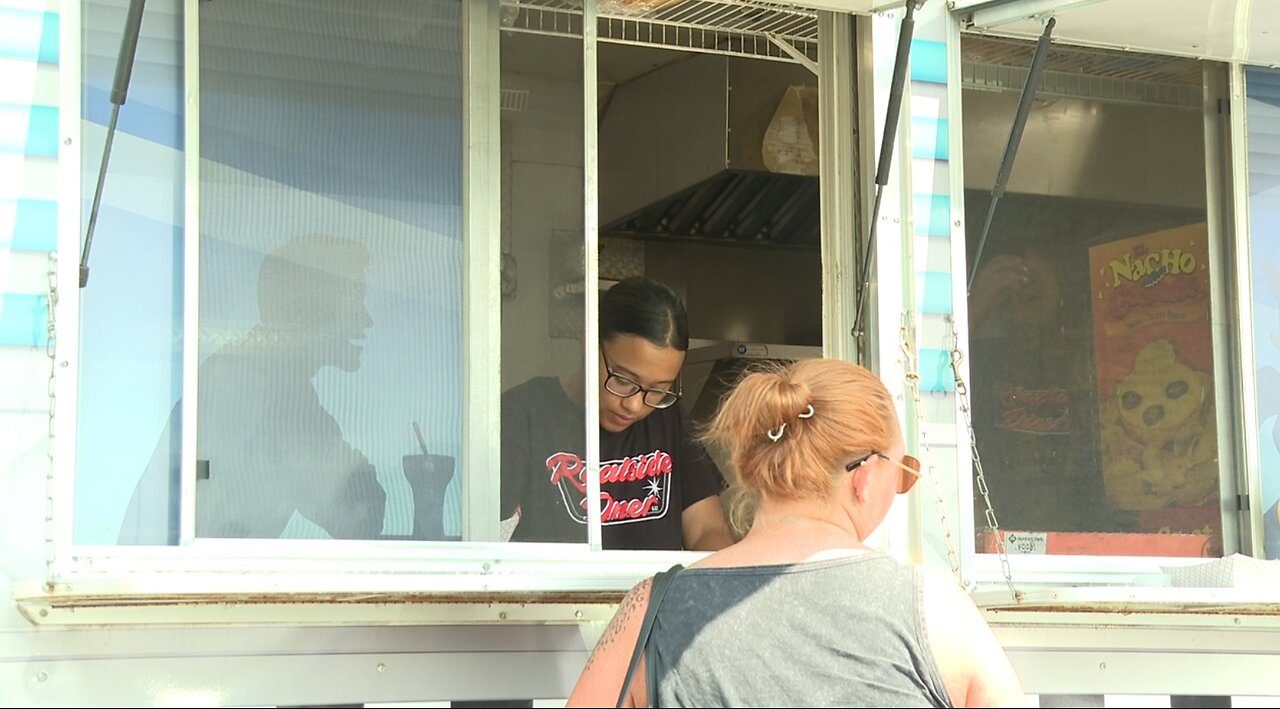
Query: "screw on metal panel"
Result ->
[[38, 609, 48, 618], [482, 562, 491, 572], [377, 664, 386, 673], [36, 672, 48, 683], [1099, 661, 1107, 670], [499, 611, 508, 620], [574, 610, 583, 619]]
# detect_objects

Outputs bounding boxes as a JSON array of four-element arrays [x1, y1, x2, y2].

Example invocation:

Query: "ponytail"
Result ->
[[702, 359, 899, 513]]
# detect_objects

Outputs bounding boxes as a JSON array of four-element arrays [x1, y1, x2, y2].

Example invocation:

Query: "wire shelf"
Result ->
[[962, 61, 1203, 109], [962, 34, 1204, 108], [599, 0, 817, 42], [501, 0, 819, 63]]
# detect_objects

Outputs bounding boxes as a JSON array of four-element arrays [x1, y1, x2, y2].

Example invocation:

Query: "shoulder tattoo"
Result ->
[[583, 578, 652, 673]]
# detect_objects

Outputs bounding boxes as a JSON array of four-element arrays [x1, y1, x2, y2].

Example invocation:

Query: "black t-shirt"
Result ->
[[500, 376, 724, 550]]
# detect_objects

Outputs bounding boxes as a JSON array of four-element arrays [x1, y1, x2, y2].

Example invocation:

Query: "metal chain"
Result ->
[[899, 315, 963, 584], [946, 316, 1020, 602], [45, 251, 59, 579]]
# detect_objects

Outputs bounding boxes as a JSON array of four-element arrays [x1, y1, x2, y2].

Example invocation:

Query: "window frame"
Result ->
[[49, 0, 650, 592], [1237, 63, 1273, 558], [949, 27, 1263, 588], [48, 0, 878, 599]]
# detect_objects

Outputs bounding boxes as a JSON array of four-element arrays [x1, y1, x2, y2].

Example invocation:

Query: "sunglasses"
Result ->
[[845, 452, 922, 494]]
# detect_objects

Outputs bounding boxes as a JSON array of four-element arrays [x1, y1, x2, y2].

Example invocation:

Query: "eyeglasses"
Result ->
[[600, 347, 682, 409], [845, 452, 922, 494]]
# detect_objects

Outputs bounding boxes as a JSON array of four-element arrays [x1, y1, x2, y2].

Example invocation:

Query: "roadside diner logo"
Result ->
[[545, 449, 673, 525], [993, 383, 1070, 435]]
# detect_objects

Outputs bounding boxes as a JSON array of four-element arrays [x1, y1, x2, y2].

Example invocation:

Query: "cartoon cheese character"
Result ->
[[1101, 339, 1218, 510]]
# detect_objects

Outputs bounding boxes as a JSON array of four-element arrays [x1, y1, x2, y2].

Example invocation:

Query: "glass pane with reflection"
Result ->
[[963, 37, 1225, 558], [191, 0, 464, 540]]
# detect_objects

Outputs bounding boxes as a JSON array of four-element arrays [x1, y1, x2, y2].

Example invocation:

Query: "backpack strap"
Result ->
[[615, 563, 684, 708]]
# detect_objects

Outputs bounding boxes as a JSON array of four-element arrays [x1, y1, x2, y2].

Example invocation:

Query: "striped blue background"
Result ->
[[909, 38, 955, 392], [901, 12, 965, 576], [0, 3, 58, 347], [910, 37, 947, 85], [0, 6, 59, 63]]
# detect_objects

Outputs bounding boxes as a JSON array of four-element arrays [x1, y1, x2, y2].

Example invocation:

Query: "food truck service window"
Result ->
[[57, 0, 655, 585], [55, 0, 840, 591], [960, 35, 1239, 566]]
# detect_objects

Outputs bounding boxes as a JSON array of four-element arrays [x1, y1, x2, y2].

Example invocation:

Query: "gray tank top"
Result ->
[[649, 553, 954, 708]]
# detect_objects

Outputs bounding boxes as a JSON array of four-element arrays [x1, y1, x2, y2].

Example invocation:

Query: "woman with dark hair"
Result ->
[[500, 277, 734, 550], [567, 358, 1026, 707]]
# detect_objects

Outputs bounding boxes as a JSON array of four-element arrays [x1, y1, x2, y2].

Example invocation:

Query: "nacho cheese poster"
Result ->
[[1089, 224, 1220, 531]]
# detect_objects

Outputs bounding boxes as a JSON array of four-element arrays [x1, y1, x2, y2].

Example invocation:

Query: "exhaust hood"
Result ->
[[681, 340, 822, 426], [599, 54, 821, 248]]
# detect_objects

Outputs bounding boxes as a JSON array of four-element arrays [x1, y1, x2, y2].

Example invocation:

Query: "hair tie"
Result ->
[[765, 404, 815, 443]]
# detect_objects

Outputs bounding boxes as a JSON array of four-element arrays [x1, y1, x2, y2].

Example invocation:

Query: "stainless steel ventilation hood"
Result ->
[[599, 54, 821, 248], [681, 340, 823, 426]]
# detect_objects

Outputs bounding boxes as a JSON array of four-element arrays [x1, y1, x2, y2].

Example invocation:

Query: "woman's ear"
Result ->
[[848, 465, 873, 504]]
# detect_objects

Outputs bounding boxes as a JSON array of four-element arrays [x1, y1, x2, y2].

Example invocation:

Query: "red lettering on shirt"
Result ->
[[600, 451, 672, 484], [601, 492, 662, 522], [545, 449, 673, 526], [547, 451, 588, 494]]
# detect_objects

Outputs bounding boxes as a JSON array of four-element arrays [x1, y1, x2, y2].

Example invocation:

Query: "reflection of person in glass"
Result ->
[[500, 277, 734, 551], [967, 248, 1102, 534], [119, 234, 386, 542]]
